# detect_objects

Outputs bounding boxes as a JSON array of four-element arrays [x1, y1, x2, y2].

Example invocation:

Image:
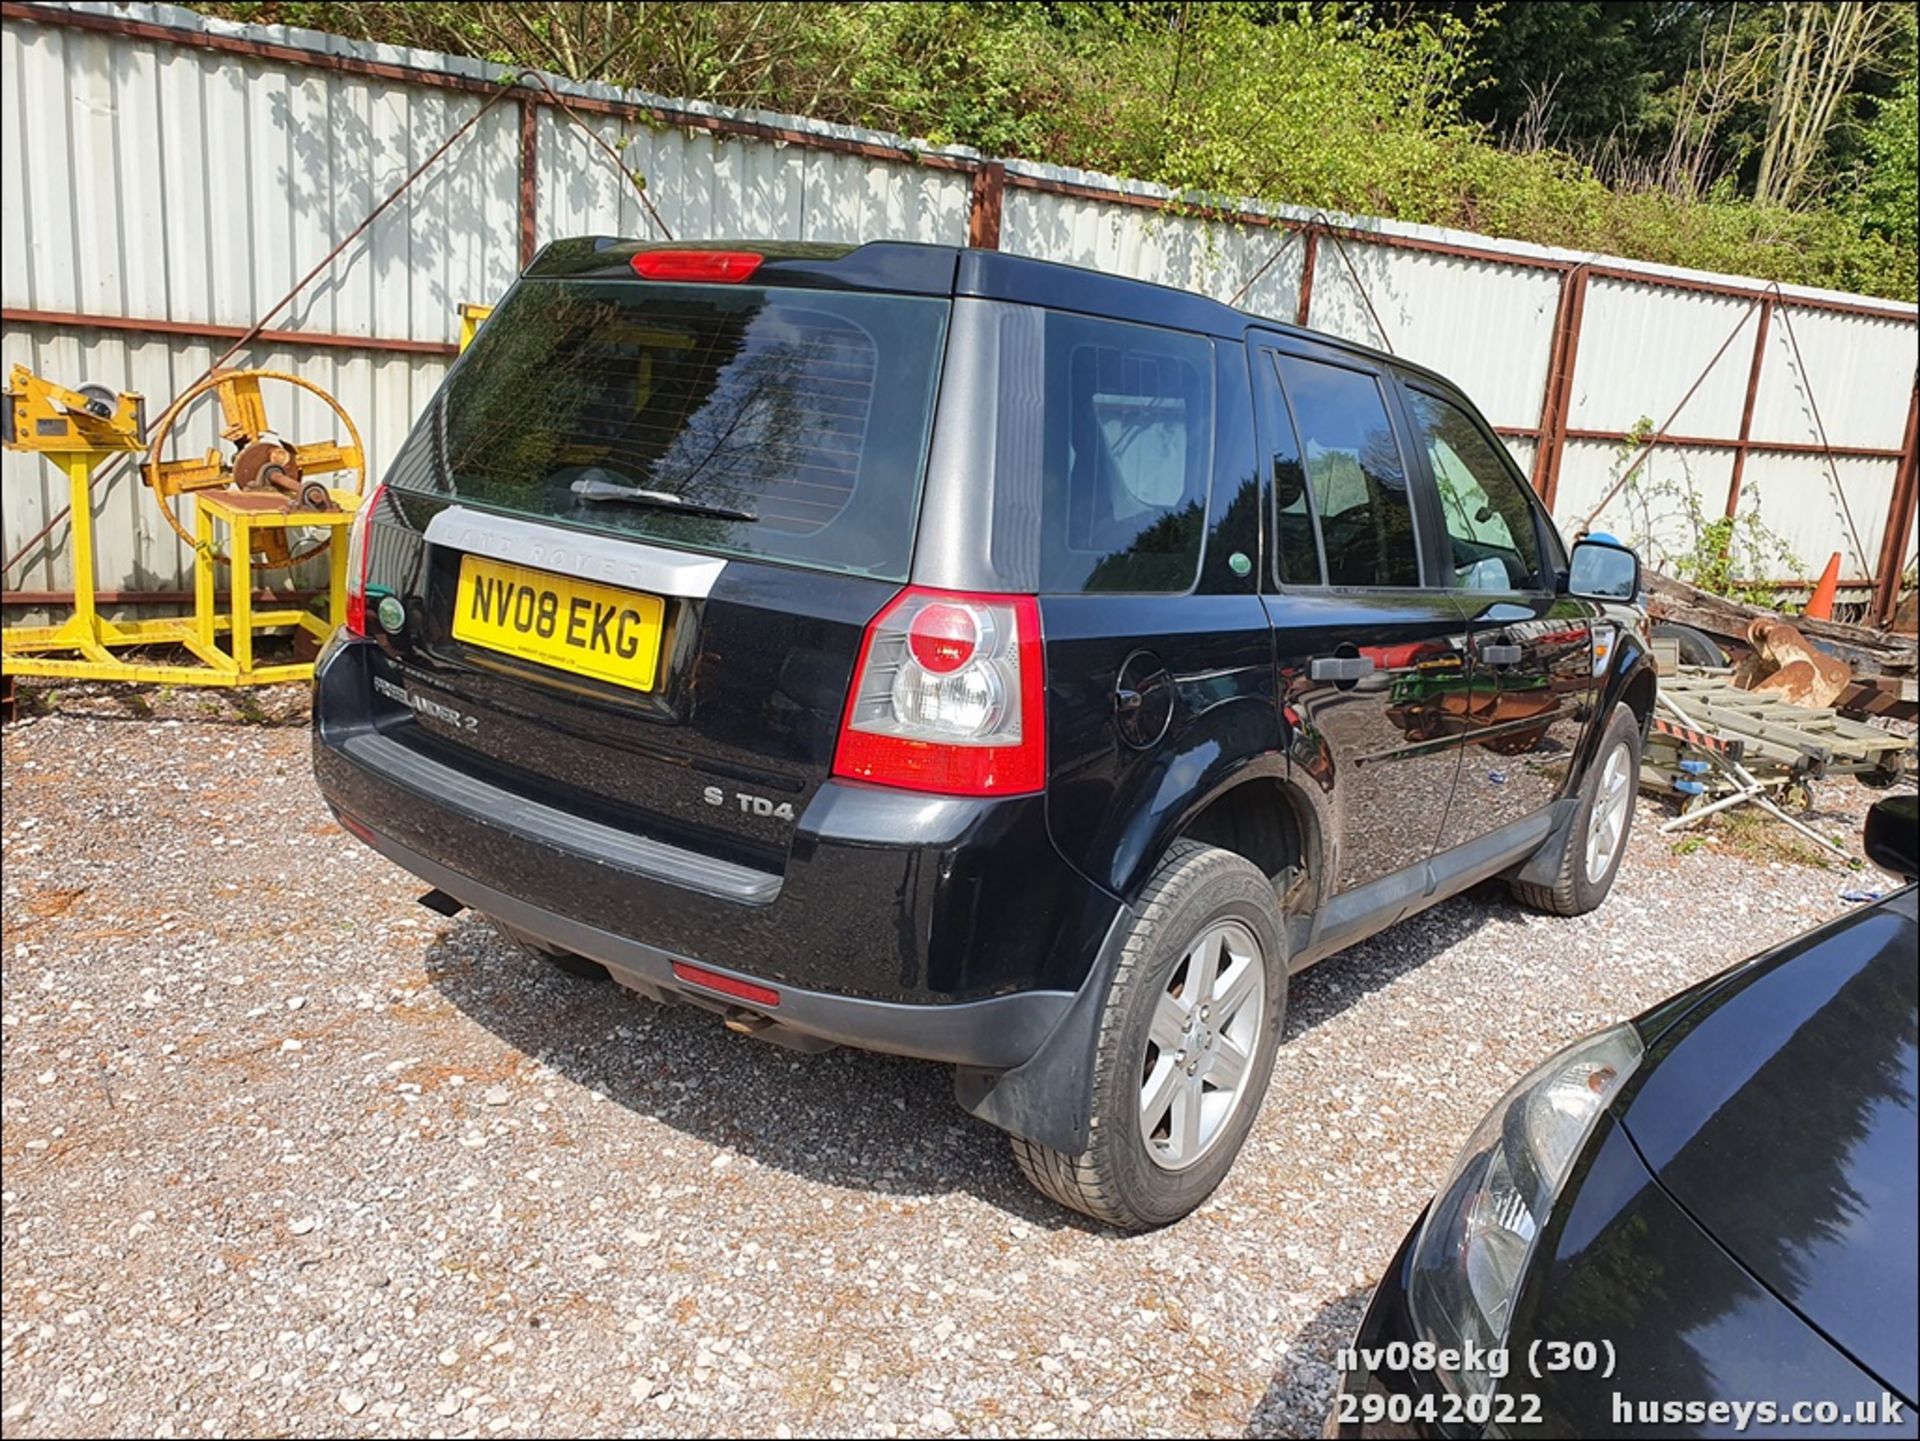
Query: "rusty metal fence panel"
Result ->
[[2, 0, 1915, 614], [534, 108, 972, 249], [997, 172, 1306, 326]]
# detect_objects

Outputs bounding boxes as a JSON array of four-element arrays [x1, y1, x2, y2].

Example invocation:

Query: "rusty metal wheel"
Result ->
[[142, 368, 365, 572]]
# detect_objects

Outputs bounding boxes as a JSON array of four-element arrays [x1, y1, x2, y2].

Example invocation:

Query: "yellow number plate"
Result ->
[[452, 555, 665, 692]]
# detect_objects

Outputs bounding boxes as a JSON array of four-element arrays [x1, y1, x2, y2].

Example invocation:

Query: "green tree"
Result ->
[[1853, 29, 1919, 251], [1751, 2, 1913, 208], [1411, 1, 1705, 152]]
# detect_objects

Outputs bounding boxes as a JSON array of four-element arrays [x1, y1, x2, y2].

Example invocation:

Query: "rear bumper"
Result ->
[[346, 818, 1070, 1069], [311, 636, 1118, 1069]]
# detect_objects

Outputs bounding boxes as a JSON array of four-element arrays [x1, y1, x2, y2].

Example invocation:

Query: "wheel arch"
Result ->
[[1619, 660, 1657, 740], [1166, 771, 1322, 932]]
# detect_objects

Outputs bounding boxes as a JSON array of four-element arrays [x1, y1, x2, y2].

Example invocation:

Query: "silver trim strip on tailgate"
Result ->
[[424, 506, 728, 598]]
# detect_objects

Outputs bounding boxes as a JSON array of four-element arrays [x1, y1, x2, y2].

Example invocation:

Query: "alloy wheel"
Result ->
[[1138, 919, 1267, 1171], [1585, 740, 1633, 884]]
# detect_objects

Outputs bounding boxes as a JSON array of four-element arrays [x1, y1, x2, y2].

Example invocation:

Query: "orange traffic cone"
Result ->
[[1805, 551, 1841, 621]]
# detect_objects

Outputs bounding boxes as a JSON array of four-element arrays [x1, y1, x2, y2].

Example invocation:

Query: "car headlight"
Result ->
[[1407, 1024, 1643, 1395]]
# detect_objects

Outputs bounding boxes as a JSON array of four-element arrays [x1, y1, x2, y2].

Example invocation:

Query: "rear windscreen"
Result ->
[[389, 279, 949, 580]]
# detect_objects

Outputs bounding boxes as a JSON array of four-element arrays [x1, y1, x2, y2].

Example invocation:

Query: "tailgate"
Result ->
[[353, 260, 949, 869]]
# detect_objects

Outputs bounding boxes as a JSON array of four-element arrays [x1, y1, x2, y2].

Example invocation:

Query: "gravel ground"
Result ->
[[2, 684, 1909, 1439]]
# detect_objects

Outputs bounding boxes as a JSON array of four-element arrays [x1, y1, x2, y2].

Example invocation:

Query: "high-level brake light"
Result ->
[[629, 250, 765, 283]]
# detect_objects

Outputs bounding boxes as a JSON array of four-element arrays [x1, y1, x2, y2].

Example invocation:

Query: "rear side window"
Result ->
[[1274, 355, 1419, 588], [1254, 349, 1324, 585], [389, 279, 949, 580], [1041, 313, 1214, 593], [1402, 388, 1544, 591]]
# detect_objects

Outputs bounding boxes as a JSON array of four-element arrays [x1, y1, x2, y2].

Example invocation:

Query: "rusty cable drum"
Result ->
[[142, 368, 366, 571]]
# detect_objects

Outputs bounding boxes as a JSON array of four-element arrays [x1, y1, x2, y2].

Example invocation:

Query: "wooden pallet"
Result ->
[[1659, 672, 1909, 772], [1644, 668, 1911, 804]]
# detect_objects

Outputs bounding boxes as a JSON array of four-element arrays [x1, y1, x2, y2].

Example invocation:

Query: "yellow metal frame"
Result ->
[[4, 365, 146, 452], [457, 302, 494, 353], [1, 448, 358, 688], [143, 368, 366, 566]]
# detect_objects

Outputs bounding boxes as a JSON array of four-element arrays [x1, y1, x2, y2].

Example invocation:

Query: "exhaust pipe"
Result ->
[[417, 888, 466, 917], [721, 1007, 837, 1054]]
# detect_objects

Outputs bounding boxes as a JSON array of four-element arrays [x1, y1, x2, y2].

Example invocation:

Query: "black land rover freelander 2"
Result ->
[[313, 240, 1653, 1229]]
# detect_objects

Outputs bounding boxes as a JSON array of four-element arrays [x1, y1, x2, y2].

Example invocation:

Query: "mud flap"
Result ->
[[1505, 795, 1581, 889], [952, 903, 1135, 1155]]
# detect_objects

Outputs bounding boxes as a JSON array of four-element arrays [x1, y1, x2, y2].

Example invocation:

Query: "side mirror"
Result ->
[[1864, 795, 1918, 880], [1567, 538, 1640, 602]]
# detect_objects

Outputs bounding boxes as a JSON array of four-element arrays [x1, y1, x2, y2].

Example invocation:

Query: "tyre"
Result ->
[[1650, 622, 1727, 669], [1009, 840, 1286, 1230], [1509, 703, 1641, 916], [486, 916, 611, 982]]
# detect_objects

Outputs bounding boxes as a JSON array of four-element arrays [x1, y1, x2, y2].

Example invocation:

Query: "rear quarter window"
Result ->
[[1040, 313, 1215, 594]]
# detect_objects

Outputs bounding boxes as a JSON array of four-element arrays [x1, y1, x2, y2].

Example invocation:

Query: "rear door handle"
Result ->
[[1479, 643, 1523, 666], [1310, 656, 1376, 682]]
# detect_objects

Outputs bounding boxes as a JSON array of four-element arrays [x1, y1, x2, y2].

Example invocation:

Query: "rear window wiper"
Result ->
[[569, 475, 758, 523]]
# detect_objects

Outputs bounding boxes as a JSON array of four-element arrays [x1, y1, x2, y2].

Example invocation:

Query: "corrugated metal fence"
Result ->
[[4, 0, 1916, 620]]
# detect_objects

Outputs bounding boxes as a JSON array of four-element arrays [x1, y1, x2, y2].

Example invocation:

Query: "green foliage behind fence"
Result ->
[[198, 1, 1919, 301]]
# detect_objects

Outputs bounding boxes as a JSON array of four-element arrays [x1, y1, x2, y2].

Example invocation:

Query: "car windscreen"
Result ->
[[387, 279, 950, 580]]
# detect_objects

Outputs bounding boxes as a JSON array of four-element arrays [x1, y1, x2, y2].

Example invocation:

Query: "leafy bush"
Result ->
[[194, 1, 1918, 300]]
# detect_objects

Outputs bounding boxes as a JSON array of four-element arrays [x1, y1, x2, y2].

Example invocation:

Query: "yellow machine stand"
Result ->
[[2, 366, 363, 688], [457, 301, 494, 352]]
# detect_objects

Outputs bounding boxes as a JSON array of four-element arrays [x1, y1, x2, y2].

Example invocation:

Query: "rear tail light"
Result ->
[[629, 250, 764, 283], [832, 587, 1045, 796], [343, 481, 386, 636]]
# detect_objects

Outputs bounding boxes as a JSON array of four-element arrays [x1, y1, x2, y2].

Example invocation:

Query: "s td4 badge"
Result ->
[[703, 786, 796, 821]]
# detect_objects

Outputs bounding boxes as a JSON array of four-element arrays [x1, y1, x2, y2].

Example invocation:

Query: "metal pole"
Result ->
[[1724, 297, 1773, 518], [967, 164, 1006, 250], [1872, 382, 1919, 625], [519, 99, 539, 269], [65, 452, 100, 649], [1294, 229, 1318, 327], [1659, 777, 1775, 832], [1533, 266, 1589, 507]]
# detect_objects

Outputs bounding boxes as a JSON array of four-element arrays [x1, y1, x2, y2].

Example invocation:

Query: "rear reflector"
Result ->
[[630, 250, 764, 283], [906, 600, 981, 674], [671, 961, 781, 1009]]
